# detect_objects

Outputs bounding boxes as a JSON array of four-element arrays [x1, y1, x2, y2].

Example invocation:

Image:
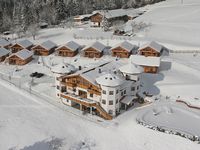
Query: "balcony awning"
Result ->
[[121, 96, 137, 105]]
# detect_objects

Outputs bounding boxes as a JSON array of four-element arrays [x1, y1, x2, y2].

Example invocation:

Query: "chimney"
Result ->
[[79, 66, 82, 70]]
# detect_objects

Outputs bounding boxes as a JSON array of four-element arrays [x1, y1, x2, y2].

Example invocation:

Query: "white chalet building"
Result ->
[[56, 61, 143, 120]]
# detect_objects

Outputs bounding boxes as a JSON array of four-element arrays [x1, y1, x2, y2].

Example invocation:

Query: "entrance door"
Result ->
[[89, 53, 94, 58], [78, 90, 87, 98], [9, 59, 16, 65]]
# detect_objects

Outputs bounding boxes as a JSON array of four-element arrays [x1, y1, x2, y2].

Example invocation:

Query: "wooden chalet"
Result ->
[[90, 9, 128, 27], [90, 12, 103, 27], [11, 39, 33, 53], [138, 41, 163, 57], [56, 41, 81, 57], [8, 49, 33, 65], [0, 47, 10, 62], [74, 14, 91, 24], [111, 41, 138, 58], [58, 62, 115, 120], [83, 41, 106, 58], [130, 55, 160, 73], [0, 39, 11, 49], [32, 40, 57, 56]]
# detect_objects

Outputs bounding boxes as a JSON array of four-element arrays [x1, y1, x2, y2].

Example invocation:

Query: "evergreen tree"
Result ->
[[55, 0, 67, 23], [102, 17, 111, 32]]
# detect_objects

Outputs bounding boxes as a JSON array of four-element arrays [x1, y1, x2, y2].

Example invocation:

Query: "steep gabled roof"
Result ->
[[0, 47, 10, 57], [40, 40, 57, 50], [0, 39, 11, 47], [111, 41, 138, 52], [93, 9, 127, 19], [57, 41, 81, 52], [15, 39, 33, 48], [130, 55, 160, 67], [10, 49, 33, 60], [84, 41, 106, 52], [33, 40, 57, 51], [139, 41, 163, 52]]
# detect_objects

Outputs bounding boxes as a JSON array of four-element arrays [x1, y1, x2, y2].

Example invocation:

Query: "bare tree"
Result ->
[[28, 24, 39, 40]]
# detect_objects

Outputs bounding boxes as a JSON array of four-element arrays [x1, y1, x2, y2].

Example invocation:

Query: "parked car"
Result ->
[[30, 72, 44, 78], [3, 31, 11, 35]]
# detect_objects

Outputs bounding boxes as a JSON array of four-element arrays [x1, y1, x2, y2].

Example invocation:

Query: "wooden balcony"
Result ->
[[88, 89, 101, 96], [61, 93, 112, 120], [66, 82, 76, 87]]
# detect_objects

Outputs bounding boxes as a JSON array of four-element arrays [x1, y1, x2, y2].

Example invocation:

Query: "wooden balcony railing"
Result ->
[[61, 93, 112, 120]]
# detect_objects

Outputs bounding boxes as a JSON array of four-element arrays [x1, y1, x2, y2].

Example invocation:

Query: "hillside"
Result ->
[[132, 0, 200, 49]]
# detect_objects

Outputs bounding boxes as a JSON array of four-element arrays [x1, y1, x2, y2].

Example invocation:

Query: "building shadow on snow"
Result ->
[[140, 72, 165, 96], [159, 60, 172, 72], [15, 137, 64, 150]]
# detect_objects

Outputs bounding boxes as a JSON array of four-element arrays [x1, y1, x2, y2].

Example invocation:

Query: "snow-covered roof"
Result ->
[[10, 49, 33, 60], [93, 9, 127, 19], [0, 47, 10, 57], [96, 73, 124, 87], [57, 41, 81, 52], [0, 39, 11, 47], [74, 14, 92, 19], [67, 61, 125, 86], [16, 40, 33, 48], [139, 41, 163, 52], [125, 9, 144, 18], [51, 63, 76, 74], [35, 40, 57, 51], [93, 9, 143, 20], [130, 55, 160, 67], [111, 41, 137, 52], [119, 62, 143, 74], [84, 41, 106, 52]]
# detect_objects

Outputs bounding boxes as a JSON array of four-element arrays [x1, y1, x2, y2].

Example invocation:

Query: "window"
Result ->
[[56, 85, 60, 90], [137, 86, 139, 90], [131, 87, 135, 91], [109, 91, 114, 95], [108, 110, 113, 115], [124, 90, 126, 94], [61, 87, 66, 92], [90, 93, 93, 98], [102, 99, 106, 104], [109, 100, 113, 105], [56, 77, 59, 81], [116, 90, 119, 94], [116, 99, 118, 104], [102, 90, 106, 94], [138, 77, 140, 81], [121, 92, 123, 96]]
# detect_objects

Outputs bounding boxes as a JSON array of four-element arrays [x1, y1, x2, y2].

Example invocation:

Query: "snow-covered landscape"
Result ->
[[1, 0, 200, 149]]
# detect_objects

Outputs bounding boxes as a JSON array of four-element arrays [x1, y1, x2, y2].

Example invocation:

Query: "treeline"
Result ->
[[0, 0, 164, 32]]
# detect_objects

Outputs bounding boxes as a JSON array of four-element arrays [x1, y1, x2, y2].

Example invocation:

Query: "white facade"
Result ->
[[51, 63, 76, 98], [57, 61, 143, 118]]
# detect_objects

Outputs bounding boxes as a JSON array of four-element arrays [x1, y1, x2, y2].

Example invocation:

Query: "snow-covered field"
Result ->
[[137, 101, 200, 141], [1, 79, 200, 150], [1, 0, 200, 149]]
